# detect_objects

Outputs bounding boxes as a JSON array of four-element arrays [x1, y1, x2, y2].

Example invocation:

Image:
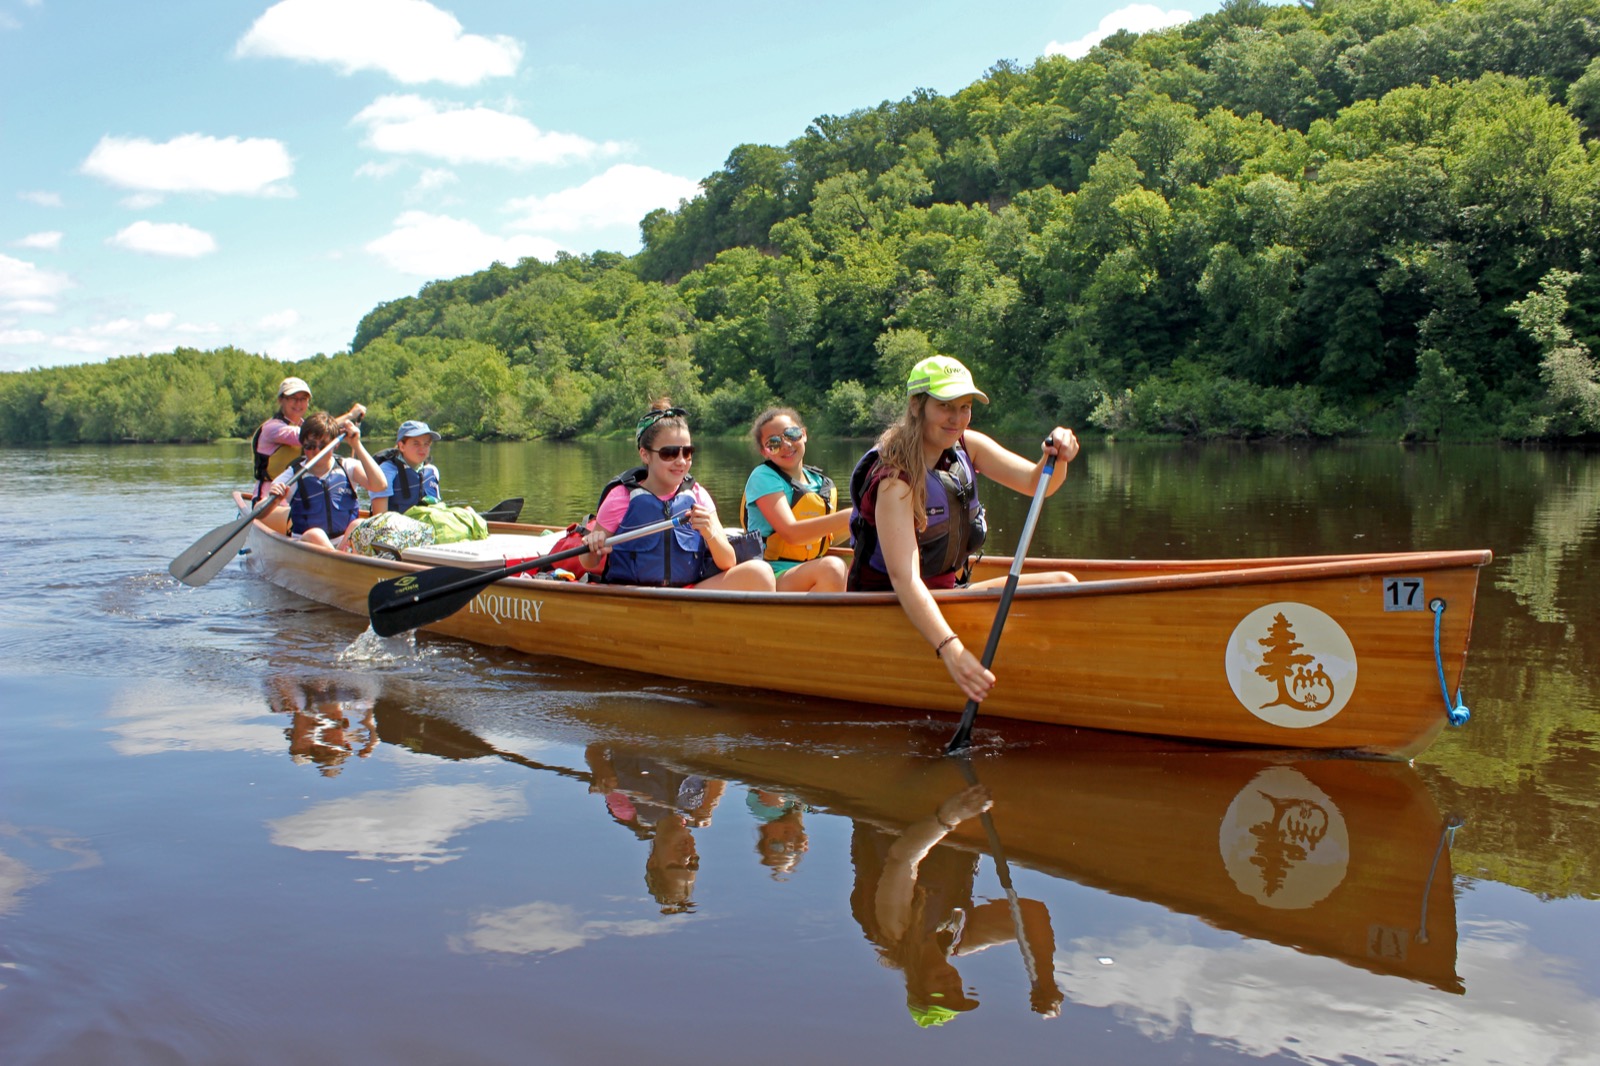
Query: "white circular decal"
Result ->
[[1225, 602, 1357, 728], [1219, 766, 1350, 908]]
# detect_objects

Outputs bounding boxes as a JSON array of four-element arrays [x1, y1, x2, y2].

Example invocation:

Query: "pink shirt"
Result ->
[[594, 480, 716, 532], [256, 418, 301, 455], [590, 480, 716, 574]]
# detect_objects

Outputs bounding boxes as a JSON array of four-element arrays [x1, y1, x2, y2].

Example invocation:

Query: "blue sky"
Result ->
[[1, 0, 1216, 372]]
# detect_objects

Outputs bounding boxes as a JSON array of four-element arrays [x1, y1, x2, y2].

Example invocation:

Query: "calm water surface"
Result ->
[[1, 439, 1596, 1066]]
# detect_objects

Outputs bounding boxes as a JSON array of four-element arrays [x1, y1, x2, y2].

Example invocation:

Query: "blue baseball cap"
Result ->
[[396, 420, 441, 442]]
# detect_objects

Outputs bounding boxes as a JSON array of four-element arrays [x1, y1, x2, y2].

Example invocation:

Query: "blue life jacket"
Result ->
[[598, 468, 715, 587], [846, 442, 986, 591], [289, 458, 360, 538], [373, 450, 440, 513]]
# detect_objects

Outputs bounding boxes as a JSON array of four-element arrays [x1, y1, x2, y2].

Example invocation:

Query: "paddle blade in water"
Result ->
[[169, 513, 254, 586]]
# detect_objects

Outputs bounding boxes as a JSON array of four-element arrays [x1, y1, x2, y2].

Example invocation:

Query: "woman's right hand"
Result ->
[[940, 639, 995, 703], [582, 527, 611, 557], [936, 784, 993, 827]]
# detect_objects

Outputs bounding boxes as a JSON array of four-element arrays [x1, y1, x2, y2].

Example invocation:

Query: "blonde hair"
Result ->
[[873, 395, 934, 531]]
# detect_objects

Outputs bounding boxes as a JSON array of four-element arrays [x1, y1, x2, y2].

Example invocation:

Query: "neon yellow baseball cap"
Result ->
[[907, 355, 989, 403], [908, 1003, 962, 1028]]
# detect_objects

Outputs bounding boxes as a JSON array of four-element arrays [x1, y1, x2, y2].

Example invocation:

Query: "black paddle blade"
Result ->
[[946, 699, 981, 753], [480, 498, 524, 523], [367, 564, 495, 637]]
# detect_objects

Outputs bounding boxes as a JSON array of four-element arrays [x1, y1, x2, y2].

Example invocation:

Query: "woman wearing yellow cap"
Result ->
[[848, 355, 1078, 704], [250, 376, 366, 502]]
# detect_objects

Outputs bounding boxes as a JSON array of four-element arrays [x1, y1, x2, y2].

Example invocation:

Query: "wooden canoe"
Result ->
[[234, 494, 1492, 757], [366, 688, 1462, 994]]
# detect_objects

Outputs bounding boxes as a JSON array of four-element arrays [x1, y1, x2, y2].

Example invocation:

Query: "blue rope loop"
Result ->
[[1431, 598, 1471, 727]]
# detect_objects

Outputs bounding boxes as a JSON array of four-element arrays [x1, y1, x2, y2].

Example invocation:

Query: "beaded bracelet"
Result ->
[[934, 634, 959, 659]]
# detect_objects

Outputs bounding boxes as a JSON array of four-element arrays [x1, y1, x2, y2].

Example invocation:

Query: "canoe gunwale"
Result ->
[[237, 495, 1492, 605]]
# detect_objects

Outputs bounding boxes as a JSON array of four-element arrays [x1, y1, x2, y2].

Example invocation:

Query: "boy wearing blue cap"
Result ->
[[370, 420, 443, 515]]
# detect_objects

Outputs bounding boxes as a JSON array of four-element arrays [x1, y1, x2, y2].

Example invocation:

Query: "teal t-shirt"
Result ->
[[742, 463, 828, 575]]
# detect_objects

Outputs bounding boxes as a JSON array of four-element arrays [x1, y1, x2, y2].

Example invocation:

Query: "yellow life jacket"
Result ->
[[252, 416, 303, 484], [740, 461, 838, 563]]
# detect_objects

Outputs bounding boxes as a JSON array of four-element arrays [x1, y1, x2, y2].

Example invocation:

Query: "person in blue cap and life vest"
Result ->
[[370, 420, 443, 515], [848, 354, 1079, 704]]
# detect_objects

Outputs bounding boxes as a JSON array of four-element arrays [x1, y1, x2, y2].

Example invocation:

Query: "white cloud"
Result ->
[[453, 900, 681, 956], [2, 300, 56, 315], [18, 191, 63, 207], [258, 308, 301, 331], [353, 94, 620, 167], [366, 210, 562, 276], [269, 783, 528, 864], [0, 327, 50, 347], [108, 221, 218, 258], [356, 159, 404, 180], [506, 165, 701, 233], [413, 167, 458, 194], [1046, 4, 1194, 59], [81, 134, 294, 196], [13, 231, 62, 251], [236, 0, 522, 86], [0, 253, 72, 312], [106, 682, 282, 756], [1055, 917, 1600, 1065]]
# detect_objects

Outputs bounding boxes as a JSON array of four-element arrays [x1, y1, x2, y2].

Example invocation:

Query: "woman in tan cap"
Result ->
[[250, 376, 366, 501], [848, 355, 1078, 704]]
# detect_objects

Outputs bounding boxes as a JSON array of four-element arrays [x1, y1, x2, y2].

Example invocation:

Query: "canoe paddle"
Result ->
[[169, 427, 355, 588], [952, 756, 1061, 1016], [479, 497, 524, 523], [945, 438, 1058, 754], [367, 513, 687, 638]]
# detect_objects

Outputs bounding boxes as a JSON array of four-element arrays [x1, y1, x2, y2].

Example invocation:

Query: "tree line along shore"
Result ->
[[4, 0, 1599, 447]]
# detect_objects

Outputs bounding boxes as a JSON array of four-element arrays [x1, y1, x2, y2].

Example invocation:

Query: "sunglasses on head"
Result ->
[[646, 444, 695, 461], [764, 425, 805, 450], [635, 406, 688, 443]]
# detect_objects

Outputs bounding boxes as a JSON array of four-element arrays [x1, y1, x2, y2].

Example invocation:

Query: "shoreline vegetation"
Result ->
[[4, 0, 1599, 447]]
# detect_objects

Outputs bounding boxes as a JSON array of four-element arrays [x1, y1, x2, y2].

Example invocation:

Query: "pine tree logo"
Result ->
[[1220, 767, 1350, 909], [1255, 612, 1336, 712], [1225, 603, 1357, 728]]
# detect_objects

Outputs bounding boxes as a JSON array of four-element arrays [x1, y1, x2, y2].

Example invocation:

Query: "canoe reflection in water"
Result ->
[[265, 675, 378, 776], [365, 687, 1464, 1004]]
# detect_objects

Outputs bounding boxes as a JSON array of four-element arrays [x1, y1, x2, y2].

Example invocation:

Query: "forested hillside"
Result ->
[[5, 0, 1599, 444]]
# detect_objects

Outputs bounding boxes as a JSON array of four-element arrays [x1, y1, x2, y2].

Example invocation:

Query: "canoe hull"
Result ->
[[240, 503, 1490, 757]]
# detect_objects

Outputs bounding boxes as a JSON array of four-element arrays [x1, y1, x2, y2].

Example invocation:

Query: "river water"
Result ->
[[1, 438, 1596, 1066]]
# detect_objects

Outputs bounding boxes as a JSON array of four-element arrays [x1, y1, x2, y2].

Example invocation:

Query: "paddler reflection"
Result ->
[[747, 788, 809, 878], [851, 782, 1063, 1027], [265, 675, 378, 776], [584, 743, 727, 914]]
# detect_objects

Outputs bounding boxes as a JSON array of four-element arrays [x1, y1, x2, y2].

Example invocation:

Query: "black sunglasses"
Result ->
[[764, 426, 805, 450], [646, 444, 695, 461]]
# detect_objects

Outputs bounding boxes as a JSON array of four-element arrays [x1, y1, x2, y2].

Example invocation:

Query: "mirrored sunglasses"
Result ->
[[764, 426, 805, 450]]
